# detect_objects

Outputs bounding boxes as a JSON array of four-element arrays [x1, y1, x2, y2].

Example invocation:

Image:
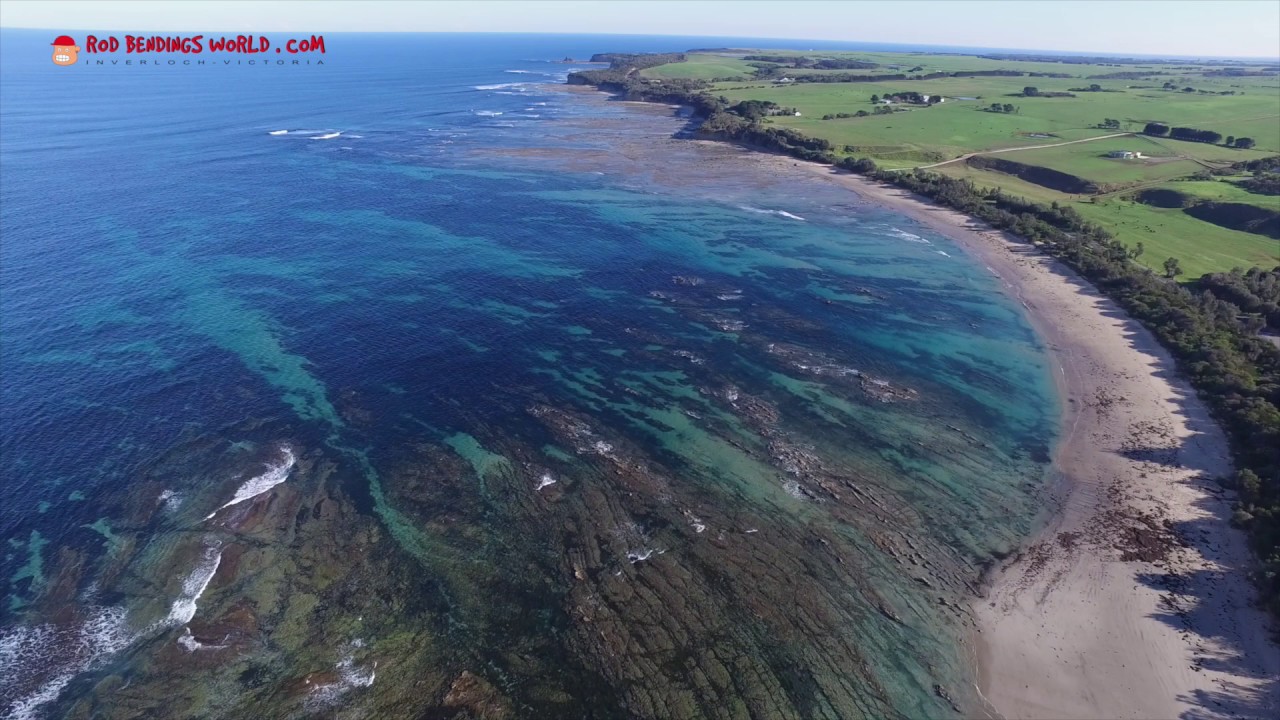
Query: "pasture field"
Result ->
[[705, 49, 1238, 79], [1073, 198, 1280, 278], [640, 53, 756, 80], [712, 72, 1280, 161], [934, 163, 1073, 203], [993, 135, 1203, 187], [641, 49, 1280, 276], [933, 162, 1278, 277], [1161, 179, 1280, 208]]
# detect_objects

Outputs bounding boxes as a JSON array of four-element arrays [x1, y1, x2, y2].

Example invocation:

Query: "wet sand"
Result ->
[[769, 159, 1280, 719]]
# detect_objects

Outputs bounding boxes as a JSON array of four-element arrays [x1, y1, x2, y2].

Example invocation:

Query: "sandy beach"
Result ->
[[768, 160, 1280, 719]]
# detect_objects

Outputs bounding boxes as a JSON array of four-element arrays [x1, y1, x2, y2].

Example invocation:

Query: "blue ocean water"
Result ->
[[1, 31, 1058, 718]]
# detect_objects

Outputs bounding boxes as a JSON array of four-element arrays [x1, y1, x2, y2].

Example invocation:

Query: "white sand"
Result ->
[[787, 165, 1280, 719]]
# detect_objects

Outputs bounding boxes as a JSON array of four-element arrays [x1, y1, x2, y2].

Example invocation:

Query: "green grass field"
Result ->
[[1161, 179, 1280, 207], [934, 162, 1279, 277], [713, 74, 1280, 160], [1075, 198, 1279, 277], [640, 53, 756, 80], [994, 135, 1203, 187], [639, 50, 1280, 276]]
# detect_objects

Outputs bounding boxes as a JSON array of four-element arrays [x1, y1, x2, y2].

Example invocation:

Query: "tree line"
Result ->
[[1144, 123, 1256, 148]]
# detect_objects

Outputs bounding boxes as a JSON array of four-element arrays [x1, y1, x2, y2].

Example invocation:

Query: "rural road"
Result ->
[[908, 131, 1134, 170]]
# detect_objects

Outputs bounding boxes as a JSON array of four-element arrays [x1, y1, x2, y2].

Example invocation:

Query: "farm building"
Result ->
[[1107, 150, 1144, 159]]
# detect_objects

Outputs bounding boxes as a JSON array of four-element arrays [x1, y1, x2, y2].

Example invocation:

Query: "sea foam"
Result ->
[[166, 543, 223, 625], [1, 606, 130, 720], [738, 205, 806, 221], [888, 227, 930, 244], [204, 446, 295, 520], [304, 641, 377, 710]]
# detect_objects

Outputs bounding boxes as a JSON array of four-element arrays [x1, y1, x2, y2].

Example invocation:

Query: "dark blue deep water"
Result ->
[[1, 31, 1058, 719]]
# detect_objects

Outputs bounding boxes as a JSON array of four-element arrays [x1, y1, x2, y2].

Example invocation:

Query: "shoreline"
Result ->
[[771, 155, 1280, 718], [556, 85, 1278, 716]]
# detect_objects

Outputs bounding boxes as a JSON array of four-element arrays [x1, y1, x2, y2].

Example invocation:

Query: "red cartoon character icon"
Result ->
[[52, 36, 80, 66]]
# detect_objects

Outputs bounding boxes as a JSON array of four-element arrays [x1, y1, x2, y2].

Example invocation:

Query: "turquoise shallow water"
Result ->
[[1, 31, 1058, 718]]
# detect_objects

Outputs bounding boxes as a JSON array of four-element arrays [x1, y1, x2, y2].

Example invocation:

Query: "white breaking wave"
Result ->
[[2, 534, 243, 717], [166, 543, 223, 626], [888, 227, 930, 244], [305, 642, 377, 710], [935, 250, 951, 257], [204, 446, 295, 520], [310, 132, 342, 140], [158, 488, 183, 512], [473, 110, 504, 117], [505, 69, 536, 74], [535, 473, 557, 491], [176, 626, 226, 653], [783, 479, 806, 500], [473, 82, 530, 90], [268, 129, 289, 135], [738, 205, 806, 221], [1, 606, 131, 720]]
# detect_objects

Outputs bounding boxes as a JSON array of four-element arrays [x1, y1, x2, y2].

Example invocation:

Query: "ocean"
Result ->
[[0, 31, 1058, 719]]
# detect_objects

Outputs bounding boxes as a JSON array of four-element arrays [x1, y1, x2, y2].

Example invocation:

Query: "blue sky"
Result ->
[[2, 0, 1278, 58]]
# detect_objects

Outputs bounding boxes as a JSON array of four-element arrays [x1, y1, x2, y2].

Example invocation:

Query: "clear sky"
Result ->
[[2, 0, 1278, 58]]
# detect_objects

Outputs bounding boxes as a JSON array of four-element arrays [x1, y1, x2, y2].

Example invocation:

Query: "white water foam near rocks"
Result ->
[[165, 543, 223, 626], [0, 606, 131, 720], [204, 446, 295, 520], [2, 535, 234, 717], [304, 640, 377, 711]]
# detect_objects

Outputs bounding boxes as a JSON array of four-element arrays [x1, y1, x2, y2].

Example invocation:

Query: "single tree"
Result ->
[[1128, 241, 1145, 260], [1003, 103, 1015, 113], [1235, 137, 1256, 149], [1163, 257, 1182, 278], [870, 94, 880, 103], [1089, 83, 1102, 91], [1023, 86, 1039, 96]]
